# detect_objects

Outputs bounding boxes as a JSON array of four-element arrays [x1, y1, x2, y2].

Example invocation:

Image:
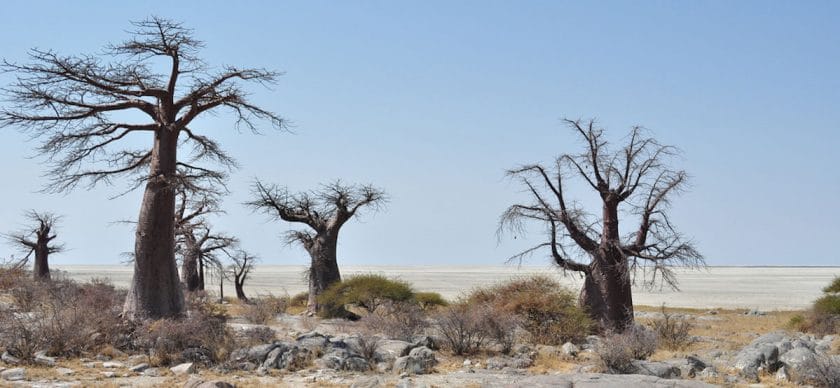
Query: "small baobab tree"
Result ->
[[225, 249, 258, 302], [4, 211, 65, 280], [500, 119, 704, 331], [0, 18, 284, 318], [247, 180, 386, 313], [174, 190, 237, 292]]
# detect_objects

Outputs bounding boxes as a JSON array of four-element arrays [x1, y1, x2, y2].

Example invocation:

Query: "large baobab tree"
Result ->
[[4, 211, 65, 280], [174, 190, 237, 292], [0, 18, 284, 318], [500, 119, 704, 331], [248, 180, 386, 313]]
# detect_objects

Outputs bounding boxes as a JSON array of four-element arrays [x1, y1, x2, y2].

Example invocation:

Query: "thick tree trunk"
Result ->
[[234, 274, 247, 301], [580, 258, 633, 332], [578, 200, 634, 332], [198, 258, 205, 291], [180, 250, 201, 292], [123, 129, 184, 319], [306, 232, 341, 313], [33, 244, 50, 280]]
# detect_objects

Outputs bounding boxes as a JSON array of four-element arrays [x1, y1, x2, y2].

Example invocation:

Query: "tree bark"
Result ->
[[234, 274, 247, 301], [33, 242, 50, 281], [123, 128, 184, 319], [198, 257, 206, 291], [180, 249, 201, 292], [306, 232, 341, 313]]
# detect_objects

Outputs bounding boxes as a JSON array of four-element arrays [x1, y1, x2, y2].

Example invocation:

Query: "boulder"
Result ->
[[410, 336, 438, 351], [129, 363, 150, 372], [33, 351, 56, 367], [393, 346, 436, 375], [350, 376, 383, 388], [263, 343, 312, 371], [296, 332, 330, 351], [375, 339, 411, 361], [561, 342, 579, 357], [56, 367, 75, 376], [316, 349, 370, 372], [100, 371, 116, 378], [230, 343, 280, 363], [1, 367, 25, 381], [170, 362, 196, 375], [183, 377, 235, 388], [485, 355, 534, 370], [1, 351, 21, 365], [102, 361, 124, 368], [630, 360, 681, 379], [143, 368, 161, 377]]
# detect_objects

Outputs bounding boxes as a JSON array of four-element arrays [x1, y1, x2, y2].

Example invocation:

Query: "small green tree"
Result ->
[[317, 274, 413, 318]]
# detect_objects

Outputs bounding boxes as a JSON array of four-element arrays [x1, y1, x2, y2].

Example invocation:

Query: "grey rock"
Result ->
[[393, 346, 437, 375], [350, 376, 382, 388], [375, 339, 411, 360], [780, 346, 817, 371], [561, 342, 580, 357], [316, 349, 370, 372], [100, 371, 116, 378], [775, 366, 789, 381], [410, 336, 438, 351], [127, 354, 147, 365], [1, 351, 21, 365], [170, 362, 196, 375], [263, 343, 312, 371], [1, 367, 25, 381], [697, 366, 719, 379], [486, 355, 534, 370], [230, 343, 280, 363], [183, 377, 235, 388], [56, 368, 74, 376], [34, 352, 56, 367], [102, 361, 123, 368], [395, 379, 432, 388], [630, 360, 681, 379], [296, 332, 330, 350], [143, 368, 161, 377], [129, 363, 149, 372], [94, 354, 112, 361]]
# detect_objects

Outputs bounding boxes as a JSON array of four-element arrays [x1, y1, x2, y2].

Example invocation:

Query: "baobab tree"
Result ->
[[4, 211, 65, 280], [174, 190, 237, 292], [500, 119, 704, 331], [0, 18, 284, 318], [248, 180, 386, 313], [226, 249, 258, 302]]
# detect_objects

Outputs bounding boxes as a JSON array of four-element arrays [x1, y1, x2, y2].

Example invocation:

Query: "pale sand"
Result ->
[[52, 265, 839, 311]]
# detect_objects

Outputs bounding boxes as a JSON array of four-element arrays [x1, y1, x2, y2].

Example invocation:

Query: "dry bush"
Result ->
[[0, 263, 28, 290], [651, 305, 695, 350], [482, 303, 521, 354], [467, 275, 592, 345], [242, 294, 289, 324], [0, 276, 127, 359], [596, 324, 658, 374], [237, 326, 276, 346], [359, 300, 427, 341], [137, 311, 233, 366], [290, 292, 309, 308], [433, 302, 488, 355], [351, 334, 382, 366]]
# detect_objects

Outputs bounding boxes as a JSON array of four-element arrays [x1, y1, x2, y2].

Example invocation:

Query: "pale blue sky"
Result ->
[[0, 1, 838, 266]]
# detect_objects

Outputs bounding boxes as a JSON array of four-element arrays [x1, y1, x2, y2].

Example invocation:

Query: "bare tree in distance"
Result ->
[[226, 249, 258, 302], [247, 180, 387, 313], [0, 17, 285, 318], [174, 189, 237, 292], [4, 211, 65, 280], [499, 118, 704, 332]]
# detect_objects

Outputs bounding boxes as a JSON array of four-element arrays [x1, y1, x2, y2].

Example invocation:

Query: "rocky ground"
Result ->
[[0, 307, 837, 387]]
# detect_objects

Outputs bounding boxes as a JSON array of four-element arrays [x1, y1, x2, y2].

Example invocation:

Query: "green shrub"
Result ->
[[813, 294, 840, 315], [467, 275, 592, 344], [318, 274, 414, 318], [823, 276, 840, 294], [414, 292, 448, 310], [787, 314, 806, 331]]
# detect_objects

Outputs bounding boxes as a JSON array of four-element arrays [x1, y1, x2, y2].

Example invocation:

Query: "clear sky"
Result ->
[[0, 1, 837, 267]]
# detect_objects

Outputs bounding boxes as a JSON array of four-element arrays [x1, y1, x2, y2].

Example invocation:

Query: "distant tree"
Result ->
[[174, 190, 237, 292], [247, 180, 386, 313], [500, 119, 704, 331], [225, 249, 258, 302], [0, 17, 284, 318], [4, 211, 65, 280]]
